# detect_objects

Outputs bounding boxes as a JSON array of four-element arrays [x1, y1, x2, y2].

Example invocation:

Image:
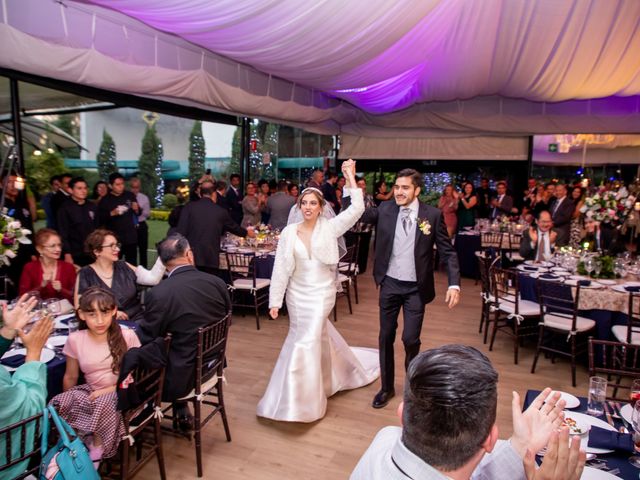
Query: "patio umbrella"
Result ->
[[0, 116, 86, 151]]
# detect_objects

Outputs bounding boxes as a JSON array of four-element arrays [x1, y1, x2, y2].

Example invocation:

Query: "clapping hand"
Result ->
[[510, 388, 566, 460], [18, 315, 53, 363], [0, 294, 39, 340], [524, 428, 585, 480], [341, 159, 356, 187]]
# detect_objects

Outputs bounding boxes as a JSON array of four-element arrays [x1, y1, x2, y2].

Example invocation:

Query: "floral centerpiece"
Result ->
[[577, 255, 615, 279], [0, 213, 31, 265], [255, 223, 271, 244], [580, 187, 635, 226]]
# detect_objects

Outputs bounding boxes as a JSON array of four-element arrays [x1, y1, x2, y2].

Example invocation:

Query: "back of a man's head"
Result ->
[[402, 345, 498, 471], [200, 180, 216, 197], [157, 234, 191, 268]]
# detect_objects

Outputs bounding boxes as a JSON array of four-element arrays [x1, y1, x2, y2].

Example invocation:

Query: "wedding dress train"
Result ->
[[257, 237, 379, 422]]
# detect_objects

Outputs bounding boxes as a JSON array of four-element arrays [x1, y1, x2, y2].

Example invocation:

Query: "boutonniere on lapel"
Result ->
[[417, 218, 431, 236]]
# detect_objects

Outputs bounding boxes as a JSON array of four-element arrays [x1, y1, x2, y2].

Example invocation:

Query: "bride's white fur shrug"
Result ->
[[268, 188, 365, 309]]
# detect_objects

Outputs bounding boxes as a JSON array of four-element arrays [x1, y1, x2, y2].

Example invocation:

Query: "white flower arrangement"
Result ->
[[418, 218, 432, 236], [0, 212, 31, 265], [580, 189, 634, 225]]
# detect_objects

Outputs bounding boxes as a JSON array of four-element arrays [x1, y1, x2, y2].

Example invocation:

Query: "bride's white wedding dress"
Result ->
[[257, 188, 379, 423]]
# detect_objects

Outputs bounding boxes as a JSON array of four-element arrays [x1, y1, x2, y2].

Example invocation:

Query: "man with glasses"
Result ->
[[57, 177, 98, 267], [98, 173, 140, 264], [519, 211, 557, 262]]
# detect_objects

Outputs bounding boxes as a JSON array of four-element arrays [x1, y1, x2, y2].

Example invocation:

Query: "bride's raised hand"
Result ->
[[269, 308, 279, 319]]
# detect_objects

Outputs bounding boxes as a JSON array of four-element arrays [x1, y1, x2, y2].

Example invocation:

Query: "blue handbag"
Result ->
[[39, 405, 100, 479]]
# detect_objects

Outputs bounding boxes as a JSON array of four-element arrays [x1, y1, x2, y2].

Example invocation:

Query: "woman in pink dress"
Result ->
[[438, 184, 459, 238]]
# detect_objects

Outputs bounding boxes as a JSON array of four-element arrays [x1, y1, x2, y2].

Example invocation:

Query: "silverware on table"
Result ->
[[614, 401, 633, 432]]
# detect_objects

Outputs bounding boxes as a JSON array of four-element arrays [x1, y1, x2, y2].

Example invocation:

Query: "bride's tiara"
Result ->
[[300, 187, 324, 197]]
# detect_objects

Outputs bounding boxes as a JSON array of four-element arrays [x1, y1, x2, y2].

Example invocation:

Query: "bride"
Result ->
[[257, 159, 379, 423]]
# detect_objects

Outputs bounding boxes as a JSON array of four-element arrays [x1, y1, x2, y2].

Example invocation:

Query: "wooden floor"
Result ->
[[137, 269, 590, 480]]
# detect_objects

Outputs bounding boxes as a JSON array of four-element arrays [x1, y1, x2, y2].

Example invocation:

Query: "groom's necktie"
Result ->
[[401, 208, 412, 235]]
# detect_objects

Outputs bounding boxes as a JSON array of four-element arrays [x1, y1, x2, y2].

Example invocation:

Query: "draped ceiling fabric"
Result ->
[[1, 0, 640, 161]]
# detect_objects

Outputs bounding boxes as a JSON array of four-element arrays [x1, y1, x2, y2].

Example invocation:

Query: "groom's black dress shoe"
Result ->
[[372, 389, 395, 409]]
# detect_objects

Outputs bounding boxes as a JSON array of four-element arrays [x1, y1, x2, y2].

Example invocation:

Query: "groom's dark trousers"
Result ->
[[379, 276, 425, 392]]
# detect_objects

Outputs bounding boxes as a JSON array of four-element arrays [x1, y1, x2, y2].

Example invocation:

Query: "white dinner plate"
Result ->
[[611, 284, 640, 294], [537, 275, 565, 282], [570, 275, 588, 280], [567, 412, 616, 454], [54, 318, 71, 329], [620, 403, 633, 425], [1, 347, 55, 372], [517, 265, 541, 273], [47, 336, 68, 348], [580, 466, 621, 479], [597, 279, 617, 286], [55, 313, 75, 322], [525, 260, 553, 267], [562, 413, 591, 435], [545, 391, 580, 409], [565, 279, 603, 289]]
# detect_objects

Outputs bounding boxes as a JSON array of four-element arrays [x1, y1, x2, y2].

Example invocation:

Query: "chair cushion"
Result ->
[[233, 278, 270, 290], [498, 297, 540, 317], [543, 313, 595, 332], [177, 374, 220, 401], [612, 325, 640, 345], [337, 273, 350, 283]]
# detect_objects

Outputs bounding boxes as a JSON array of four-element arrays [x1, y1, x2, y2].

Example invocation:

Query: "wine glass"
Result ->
[[629, 401, 640, 468], [584, 257, 595, 279], [593, 259, 602, 279]]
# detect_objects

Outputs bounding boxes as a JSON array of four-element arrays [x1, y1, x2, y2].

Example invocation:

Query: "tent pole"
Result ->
[[9, 78, 24, 175], [240, 117, 250, 195]]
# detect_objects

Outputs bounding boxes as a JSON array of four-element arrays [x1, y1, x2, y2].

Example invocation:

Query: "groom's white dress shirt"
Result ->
[[350, 426, 525, 480]]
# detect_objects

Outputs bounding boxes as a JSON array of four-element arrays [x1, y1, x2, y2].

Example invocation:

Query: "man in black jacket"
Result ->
[[98, 172, 139, 264], [137, 234, 232, 426], [178, 180, 254, 277], [344, 168, 460, 409], [550, 183, 575, 247], [57, 177, 98, 266], [225, 174, 243, 225]]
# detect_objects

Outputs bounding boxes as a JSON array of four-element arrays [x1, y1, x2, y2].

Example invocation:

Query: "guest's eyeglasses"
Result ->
[[101, 243, 122, 250], [42, 243, 62, 250]]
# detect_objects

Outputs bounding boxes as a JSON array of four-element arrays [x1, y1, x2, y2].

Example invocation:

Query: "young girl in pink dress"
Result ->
[[50, 286, 140, 461]]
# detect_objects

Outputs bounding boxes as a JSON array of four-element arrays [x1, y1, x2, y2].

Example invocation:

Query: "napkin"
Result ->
[[0, 353, 25, 368], [524, 266, 538, 271], [587, 425, 634, 452], [578, 280, 592, 287], [624, 286, 640, 293], [539, 274, 557, 279]]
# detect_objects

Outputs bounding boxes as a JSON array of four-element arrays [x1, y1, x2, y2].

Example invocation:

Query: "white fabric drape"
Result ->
[[1, 0, 639, 138]]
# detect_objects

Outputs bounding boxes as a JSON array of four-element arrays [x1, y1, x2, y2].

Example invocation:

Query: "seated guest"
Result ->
[[351, 344, 583, 480], [0, 296, 53, 479], [266, 180, 296, 230], [19, 228, 76, 302], [136, 234, 231, 427], [519, 211, 557, 262], [581, 218, 625, 255], [57, 176, 98, 267], [75, 229, 165, 321], [51, 287, 141, 462]]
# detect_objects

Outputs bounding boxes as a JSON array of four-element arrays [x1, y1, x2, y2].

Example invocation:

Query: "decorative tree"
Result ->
[[138, 125, 163, 207], [155, 142, 165, 205], [188, 120, 206, 182], [96, 129, 118, 180], [25, 149, 65, 195]]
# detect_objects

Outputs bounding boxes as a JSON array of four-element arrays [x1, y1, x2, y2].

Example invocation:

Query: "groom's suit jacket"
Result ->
[[345, 197, 460, 305]]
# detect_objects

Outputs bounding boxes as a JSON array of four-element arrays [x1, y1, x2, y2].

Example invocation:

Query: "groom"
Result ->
[[345, 168, 461, 408]]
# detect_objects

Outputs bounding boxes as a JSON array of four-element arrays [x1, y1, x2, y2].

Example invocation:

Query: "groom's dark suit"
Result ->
[[347, 197, 460, 392]]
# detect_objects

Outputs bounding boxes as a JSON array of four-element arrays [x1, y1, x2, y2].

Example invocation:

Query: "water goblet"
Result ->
[[593, 259, 602, 278], [584, 257, 595, 278], [587, 376, 607, 416]]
